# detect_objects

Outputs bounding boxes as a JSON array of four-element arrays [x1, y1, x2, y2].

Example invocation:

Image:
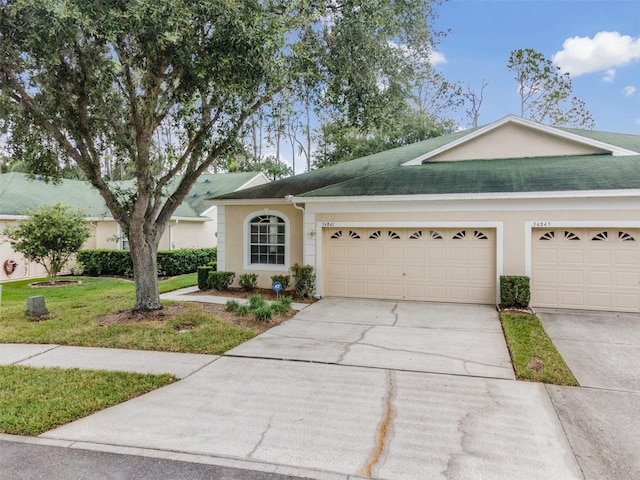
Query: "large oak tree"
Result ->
[[0, 0, 441, 311]]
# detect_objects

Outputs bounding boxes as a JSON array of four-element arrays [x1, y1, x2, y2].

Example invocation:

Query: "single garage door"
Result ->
[[532, 228, 640, 312], [323, 227, 495, 303]]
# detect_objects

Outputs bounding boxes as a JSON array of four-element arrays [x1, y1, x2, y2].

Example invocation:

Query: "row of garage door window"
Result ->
[[329, 229, 637, 242]]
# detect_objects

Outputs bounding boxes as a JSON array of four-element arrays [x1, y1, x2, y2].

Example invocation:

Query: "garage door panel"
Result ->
[[532, 228, 640, 312], [324, 227, 495, 304]]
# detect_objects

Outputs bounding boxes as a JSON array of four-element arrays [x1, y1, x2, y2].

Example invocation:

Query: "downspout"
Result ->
[[169, 219, 179, 250]]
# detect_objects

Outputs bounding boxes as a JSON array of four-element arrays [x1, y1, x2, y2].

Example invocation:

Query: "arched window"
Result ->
[[248, 214, 287, 266]]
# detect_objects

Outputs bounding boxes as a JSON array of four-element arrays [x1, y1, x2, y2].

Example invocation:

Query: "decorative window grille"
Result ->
[[474, 230, 488, 240], [539, 231, 555, 241], [564, 231, 580, 241], [330, 230, 343, 239], [409, 230, 423, 239], [349, 230, 361, 239], [249, 215, 285, 265], [429, 230, 443, 240], [388, 230, 401, 240], [452, 230, 466, 240], [369, 230, 382, 239]]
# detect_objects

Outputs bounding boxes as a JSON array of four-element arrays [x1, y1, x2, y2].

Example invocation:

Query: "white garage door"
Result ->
[[323, 227, 495, 304], [532, 228, 640, 312]]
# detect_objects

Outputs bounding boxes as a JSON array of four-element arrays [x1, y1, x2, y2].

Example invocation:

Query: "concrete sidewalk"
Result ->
[[160, 286, 310, 311]]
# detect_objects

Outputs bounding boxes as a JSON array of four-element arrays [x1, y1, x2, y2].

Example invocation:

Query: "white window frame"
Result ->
[[243, 210, 290, 271]]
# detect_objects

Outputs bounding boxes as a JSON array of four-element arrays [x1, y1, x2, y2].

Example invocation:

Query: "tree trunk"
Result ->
[[129, 235, 162, 312]]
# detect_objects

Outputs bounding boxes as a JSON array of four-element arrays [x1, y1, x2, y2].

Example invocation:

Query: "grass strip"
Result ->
[[500, 312, 579, 386], [0, 365, 175, 436]]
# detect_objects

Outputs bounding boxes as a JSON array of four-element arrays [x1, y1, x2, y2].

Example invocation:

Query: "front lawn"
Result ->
[[500, 312, 579, 386], [0, 365, 175, 435], [0, 275, 257, 354]]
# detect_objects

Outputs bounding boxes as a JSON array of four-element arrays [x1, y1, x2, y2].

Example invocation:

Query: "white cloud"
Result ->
[[430, 51, 447, 65], [623, 85, 637, 96], [552, 31, 640, 76], [602, 69, 615, 82]]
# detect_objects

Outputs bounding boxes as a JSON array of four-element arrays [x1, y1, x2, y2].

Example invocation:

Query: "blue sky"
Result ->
[[432, 0, 640, 133]]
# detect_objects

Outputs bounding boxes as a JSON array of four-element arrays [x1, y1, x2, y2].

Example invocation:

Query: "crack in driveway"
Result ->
[[360, 370, 396, 478]]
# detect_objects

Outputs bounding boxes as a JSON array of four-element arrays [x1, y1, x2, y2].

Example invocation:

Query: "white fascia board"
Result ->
[[171, 215, 209, 222], [294, 189, 640, 204], [235, 172, 269, 190], [402, 115, 639, 166], [212, 198, 290, 206]]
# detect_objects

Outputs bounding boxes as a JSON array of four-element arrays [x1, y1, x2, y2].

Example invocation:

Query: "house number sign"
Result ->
[[533, 221, 552, 227], [322, 222, 335, 227]]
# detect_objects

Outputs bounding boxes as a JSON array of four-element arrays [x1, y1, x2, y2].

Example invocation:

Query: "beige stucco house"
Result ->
[[0, 171, 267, 281], [214, 116, 640, 313]]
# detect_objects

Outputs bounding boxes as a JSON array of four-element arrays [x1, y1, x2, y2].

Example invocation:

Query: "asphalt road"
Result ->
[[0, 440, 311, 480]]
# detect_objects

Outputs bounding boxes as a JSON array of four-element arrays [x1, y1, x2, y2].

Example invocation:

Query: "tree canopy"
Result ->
[[507, 48, 595, 128], [3, 203, 90, 284], [0, 0, 443, 310]]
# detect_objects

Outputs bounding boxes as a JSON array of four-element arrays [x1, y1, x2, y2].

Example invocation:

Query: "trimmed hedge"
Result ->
[[77, 248, 217, 277], [197, 263, 217, 290], [500, 275, 531, 308], [208, 271, 235, 290]]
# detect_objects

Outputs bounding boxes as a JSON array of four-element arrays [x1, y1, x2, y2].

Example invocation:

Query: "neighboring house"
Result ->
[[213, 115, 640, 313], [0, 171, 268, 281]]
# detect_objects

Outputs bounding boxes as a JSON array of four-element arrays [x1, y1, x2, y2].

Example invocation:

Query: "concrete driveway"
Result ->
[[228, 298, 515, 380], [537, 309, 640, 480], [33, 298, 590, 479]]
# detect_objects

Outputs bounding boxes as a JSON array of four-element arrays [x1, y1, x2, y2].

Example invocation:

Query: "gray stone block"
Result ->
[[26, 295, 49, 317]]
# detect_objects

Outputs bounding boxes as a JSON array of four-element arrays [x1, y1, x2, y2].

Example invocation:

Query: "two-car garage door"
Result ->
[[323, 227, 496, 304], [532, 228, 640, 312]]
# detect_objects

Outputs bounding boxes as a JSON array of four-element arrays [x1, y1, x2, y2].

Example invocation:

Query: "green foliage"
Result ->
[[225, 300, 241, 312], [507, 48, 594, 128], [500, 276, 531, 309], [270, 275, 291, 291], [208, 271, 235, 291], [235, 304, 251, 317], [500, 313, 579, 386], [0, 365, 175, 436], [0, 276, 256, 354], [77, 248, 216, 278], [271, 296, 293, 315], [253, 305, 275, 322], [291, 264, 316, 298], [157, 249, 217, 276], [2, 204, 90, 284], [239, 273, 259, 292], [248, 294, 267, 309], [0, 0, 443, 310], [197, 264, 217, 290], [314, 110, 456, 167]]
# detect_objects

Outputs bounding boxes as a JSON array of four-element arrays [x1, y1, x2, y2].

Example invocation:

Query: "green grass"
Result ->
[[0, 365, 175, 436], [500, 312, 579, 386], [159, 273, 197, 293], [0, 275, 257, 354]]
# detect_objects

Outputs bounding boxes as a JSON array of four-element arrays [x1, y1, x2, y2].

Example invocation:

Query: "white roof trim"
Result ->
[[294, 188, 640, 203], [402, 115, 639, 166], [201, 172, 269, 217], [211, 198, 290, 206]]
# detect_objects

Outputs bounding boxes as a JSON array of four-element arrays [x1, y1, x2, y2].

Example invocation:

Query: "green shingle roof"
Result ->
[[214, 121, 640, 201], [299, 155, 640, 197], [0, 172, 263, 218]]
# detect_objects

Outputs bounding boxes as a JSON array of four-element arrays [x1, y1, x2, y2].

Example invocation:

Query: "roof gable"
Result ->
[[402, 115, 639, 165]]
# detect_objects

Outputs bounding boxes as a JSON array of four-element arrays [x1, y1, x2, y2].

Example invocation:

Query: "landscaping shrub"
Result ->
[[225, 300, 240, 312], [291, 264, 316, 298], [500, 275, 531, 309], [77, 249, 132, 276], [270, 274, 290, 291], [235, 304, 251, 317], [271, 297, 292, 315], [239, 273, 259, 292], [253, 305, 274, 322], [208, 271, 235, 290], [77, 248, 216, 277], [197, 263, 217, 290], [248, 294, 267, 309]]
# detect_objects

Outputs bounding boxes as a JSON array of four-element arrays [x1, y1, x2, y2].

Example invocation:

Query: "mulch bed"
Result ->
[[191, 287, 318, 304], [29, 280, 83, 288]]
